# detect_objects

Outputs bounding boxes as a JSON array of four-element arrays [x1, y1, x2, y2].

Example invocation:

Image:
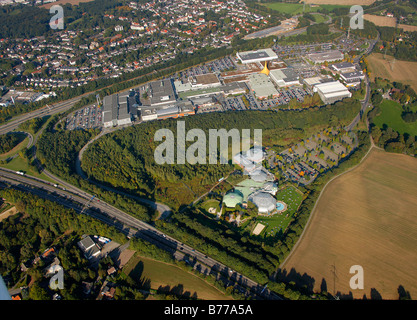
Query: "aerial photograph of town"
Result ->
[[0, 0, 416, 313]]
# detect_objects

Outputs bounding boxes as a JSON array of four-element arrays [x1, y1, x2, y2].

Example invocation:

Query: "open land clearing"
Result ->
[[280, 148, 417, 299], [41, 0, 94, 9], [363, 14, 417, 32], [0, 206, 17, 222], [263, 2, 349, 15], [367, 53, 417, 93], [303, 0, 375, 5], [123, 254, 233, 300]]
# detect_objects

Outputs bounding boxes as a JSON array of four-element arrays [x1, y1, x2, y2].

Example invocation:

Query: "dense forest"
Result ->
[[0, 133, 25, 154], [81, 99, 360, 207], [0, 188, 127, 299], [0, 6, 51, 39]]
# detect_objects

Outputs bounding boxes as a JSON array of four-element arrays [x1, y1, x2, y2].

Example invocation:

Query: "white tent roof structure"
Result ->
[[249, 191, 277, 214]]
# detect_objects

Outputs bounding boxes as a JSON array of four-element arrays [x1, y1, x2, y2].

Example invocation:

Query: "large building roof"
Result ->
[[223, 190, 244, 208], [307, 50, 344, 63], [149, 79, 176, 106], [247, 73, 279, 98], [249, 191, 276, 214], [237, 48, 278, 64]]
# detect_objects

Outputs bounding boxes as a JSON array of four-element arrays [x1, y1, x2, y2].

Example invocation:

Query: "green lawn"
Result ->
[[263, 2, 349, 15], [255, 185, 303, 239], [123, 254, 232, 300], [0, 154, 57, 183], [373, 99, 417, 137], [200, 199, 220, 217]]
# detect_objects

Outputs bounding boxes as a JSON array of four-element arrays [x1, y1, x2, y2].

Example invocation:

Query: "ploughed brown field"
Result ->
[[280, 148, 417, 299], [367, 53, 417, 93], [363, 14, 417, 32]]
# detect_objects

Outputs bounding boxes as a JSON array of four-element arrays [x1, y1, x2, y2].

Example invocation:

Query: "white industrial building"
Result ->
[[269, 68, 300, 87], [236, 48, 278, 64], [247, 73, 279, 100], [314, 81, 352, 104], [307, 50, 344, 64], [340, 71, 366, 87]]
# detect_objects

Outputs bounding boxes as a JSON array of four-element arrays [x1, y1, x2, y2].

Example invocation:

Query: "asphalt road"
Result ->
[[0, 96, 86, 136], [0, 168, 282, 300]]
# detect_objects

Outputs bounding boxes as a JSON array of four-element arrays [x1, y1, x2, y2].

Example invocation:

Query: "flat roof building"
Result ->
[[102, 91, 136, 127], [247, 73, 279, 100], [303, 75, 334, 93], [140, 101, 195, 121], [307, 50, 344, 64], [315, 81, 352, 104], [330, 62, 356, 73], [236, 48, 278, 64], [340, 71, 365, 87], [149, 79, 177, 106], [270, 68, 300, 87]]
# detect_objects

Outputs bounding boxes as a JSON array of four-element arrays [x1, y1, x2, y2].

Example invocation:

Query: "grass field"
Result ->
[[0, 154, 56, 183], [303, 0, 375, 5], [280, 148, 417, 299], [123, 254, 232, 300], [256, 185, 303, 238], [263, 2, 349, 15], [367, 53, 417, 93], [373, 100, 417, 137]]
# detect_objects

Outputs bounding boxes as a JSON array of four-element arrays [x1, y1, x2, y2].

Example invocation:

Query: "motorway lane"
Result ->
[[0, 168, 282, 300], [0, 97, 83, 136]]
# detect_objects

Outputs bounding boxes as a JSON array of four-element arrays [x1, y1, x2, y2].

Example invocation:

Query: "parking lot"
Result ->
[[259, 87, 310, 109], [222, 93, 261, 111], [181, 57, 235, 79], [65, 104, 102, 130]]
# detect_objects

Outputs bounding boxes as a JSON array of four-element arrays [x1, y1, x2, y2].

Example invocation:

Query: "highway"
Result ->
[[0, 168, 282, 300], [0, 96, 84, 136]]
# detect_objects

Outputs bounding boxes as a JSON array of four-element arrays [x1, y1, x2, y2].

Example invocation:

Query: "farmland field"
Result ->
[[363, 14, 417, 32], [280, 148, 417, 299], [41, 0, 94, 9], [123, 254, 233, 300], [373, 100, 417, 137], [367, 53, 417, 93]]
